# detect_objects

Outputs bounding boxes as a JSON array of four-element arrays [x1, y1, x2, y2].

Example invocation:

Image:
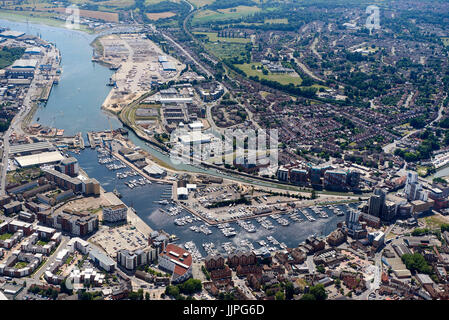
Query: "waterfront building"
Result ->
[[42, 168, 83, 193], [117, 248, 157, 271], [103, 204, 127, 223], [55, 157, 79, 177], [158, 244, 192, 283]]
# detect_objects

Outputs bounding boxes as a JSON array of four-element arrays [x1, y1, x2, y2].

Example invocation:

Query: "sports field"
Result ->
[[235, 62, 303, 86]]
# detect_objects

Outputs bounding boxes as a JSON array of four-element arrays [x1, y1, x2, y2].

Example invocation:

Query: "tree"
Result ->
[[285, 282, 294, 300], [145, 292, 150, 300], [309, 284, 327, 300], [275, 291, 285, 300], [316, 264, 325, 273], [300, 293, 316, 300]]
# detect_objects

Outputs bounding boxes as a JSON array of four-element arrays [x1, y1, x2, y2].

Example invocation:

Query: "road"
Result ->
[[306, 255, 316, 274], [32, 236, 71, 281]]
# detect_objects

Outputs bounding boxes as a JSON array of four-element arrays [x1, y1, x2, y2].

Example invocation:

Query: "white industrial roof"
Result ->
[[15, 151, 64, 167], [25, 47, 42, 53], [0, 30, 25, 38], [178, 132, 211, 145], [188, 122, 204, 129], [161, 62, 176, 70], [11, 59, 38, 69], [143, 164, 166, 175]]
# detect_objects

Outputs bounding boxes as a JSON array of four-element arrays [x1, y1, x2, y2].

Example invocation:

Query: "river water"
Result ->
[[0, 19, 360, 255]]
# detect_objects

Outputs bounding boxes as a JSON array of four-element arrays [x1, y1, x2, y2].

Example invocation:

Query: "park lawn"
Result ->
[[265, 18, 288, 24], [0, 233, 13, 240], [192, 6, 261, 25], [203, 42, 248, 60], [235, 62, 303, 86], [194, 31, 250, 43]]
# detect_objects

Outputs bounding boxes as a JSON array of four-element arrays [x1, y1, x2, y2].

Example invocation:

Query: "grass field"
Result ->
[[70, 0, 135, 8], [203, 42, 248, 59], [0, 233, 13, 241], [14, 261, 28, 269], [193, 31, 250, 43], [146, 11, 177, 20], [265, 18, 288, 24], [37, 240, 49, 246], [235, 62, 303, 86], [421, 214, 449, 230], [189, 0, 214, 8], [192, 5, 261, 25], [42, 7, 119, 22], [0, 10, 92, 33]]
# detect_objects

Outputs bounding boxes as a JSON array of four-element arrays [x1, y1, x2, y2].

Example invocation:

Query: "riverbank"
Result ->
[[0, 9, 92, 33]]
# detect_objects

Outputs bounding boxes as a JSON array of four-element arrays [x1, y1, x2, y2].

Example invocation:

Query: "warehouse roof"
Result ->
[[161, 62, 176, 71], [9, 141, 54, 155], [143, 164, 166, 175], [15, 151, 64, 167], [11, 59, 38, 69], [0, 30, 25, 38]]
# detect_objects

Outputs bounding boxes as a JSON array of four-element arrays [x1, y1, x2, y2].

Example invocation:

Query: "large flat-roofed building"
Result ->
[[15, 151, 64, 168], [9, 141, 55, 156], [103, 204, 127, 223], [143, 164, 166, 178], [161, 62, 176, 71], [158, 55, 168, 63], [88, 247, 116, 272], [0, 30, 25, 38], [3, 201, 22, 215], [10, 59, 38, 69], [158, 243, 192, 283], [24, 47, 42, 55], [178, 131, 211, 145]]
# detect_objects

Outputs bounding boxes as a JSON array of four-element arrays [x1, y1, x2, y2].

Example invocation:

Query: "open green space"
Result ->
[[0, 47, 25, 69], [37, 240, 49, 246], [193, 31, 250, 43], [14, 261, 28, 269], [0, 233, 13, 240], [203, 42, 248, 60], [235, 62, 302, 86], [265, 18, 288, 24], [192, 5, 261, 25], [0, 10, 92, 33]]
